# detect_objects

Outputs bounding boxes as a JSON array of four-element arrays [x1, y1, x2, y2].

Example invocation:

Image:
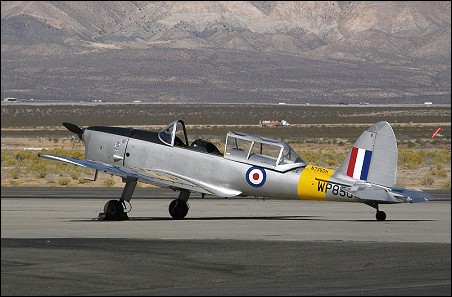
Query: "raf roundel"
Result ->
[[245, 166, 266, 188]]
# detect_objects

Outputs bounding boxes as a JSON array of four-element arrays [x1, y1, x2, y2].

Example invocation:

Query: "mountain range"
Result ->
[[1, 1, 450, 104]]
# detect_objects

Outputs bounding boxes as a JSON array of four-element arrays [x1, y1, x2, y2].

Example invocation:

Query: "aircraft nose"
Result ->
[[80, 128, 86, 141]]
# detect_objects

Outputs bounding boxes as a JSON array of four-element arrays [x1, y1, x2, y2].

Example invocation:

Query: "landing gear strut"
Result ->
[[100, 177, 137, 221], [169, 190, 190, 219]]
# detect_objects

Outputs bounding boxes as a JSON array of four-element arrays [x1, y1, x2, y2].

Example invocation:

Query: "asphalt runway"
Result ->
[[2, 188, 451, 296]]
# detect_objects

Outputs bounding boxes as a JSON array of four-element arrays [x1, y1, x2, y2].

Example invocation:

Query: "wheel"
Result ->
[[104, 200, 124, 220], [376, 210, 386, 221], [169, 199, 189, 219]]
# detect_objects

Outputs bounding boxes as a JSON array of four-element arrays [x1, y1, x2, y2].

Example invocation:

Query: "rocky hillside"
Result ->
[[1, 1, 450, 103]]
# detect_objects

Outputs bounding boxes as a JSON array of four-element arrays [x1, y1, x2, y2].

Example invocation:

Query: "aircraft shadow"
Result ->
[[70, 216, 436, 222], [127, 217, 436, 222], [128, 215, 318, 221]]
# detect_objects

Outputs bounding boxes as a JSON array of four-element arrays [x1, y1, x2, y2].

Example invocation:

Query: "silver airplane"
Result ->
[[39, 120, 433, 221]]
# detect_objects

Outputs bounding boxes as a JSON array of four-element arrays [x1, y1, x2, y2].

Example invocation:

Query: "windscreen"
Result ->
[[225, 137, 252, 158], [249, 141, 281, 165], [279, 146, 305, 165]]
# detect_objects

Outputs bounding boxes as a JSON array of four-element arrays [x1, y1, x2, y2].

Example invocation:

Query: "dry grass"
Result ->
[[1, 136, 449, 190], [2, 104, 450, 189]]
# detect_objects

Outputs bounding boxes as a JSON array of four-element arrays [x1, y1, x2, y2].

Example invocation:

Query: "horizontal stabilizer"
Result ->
[[390, 188, 435, 203], [345, 185, 434, 204], [345, 186, 400, 203]]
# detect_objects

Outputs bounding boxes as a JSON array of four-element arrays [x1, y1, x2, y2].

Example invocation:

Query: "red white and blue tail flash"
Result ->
[[346, 147, 372, 180]]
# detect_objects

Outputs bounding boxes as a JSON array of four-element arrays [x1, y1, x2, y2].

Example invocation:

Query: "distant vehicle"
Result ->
[[259, 120, 290, 127], [39, 120, 433, 221], [3, 97, 17, 102]]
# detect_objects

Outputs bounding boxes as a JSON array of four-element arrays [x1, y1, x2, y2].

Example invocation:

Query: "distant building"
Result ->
[[3, 97, 17, 102], [259, 120, 290, 127]]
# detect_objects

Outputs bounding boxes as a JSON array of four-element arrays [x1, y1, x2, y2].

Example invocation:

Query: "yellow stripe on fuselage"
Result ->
[[147, 171, 176, 183], [297, 165, 334, 200]]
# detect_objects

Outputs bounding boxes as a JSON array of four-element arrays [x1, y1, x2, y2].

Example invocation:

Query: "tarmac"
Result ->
[[1, 187, 451, 295]]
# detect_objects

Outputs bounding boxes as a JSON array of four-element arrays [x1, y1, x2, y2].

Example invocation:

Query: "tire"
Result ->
[[169, 199, 189, 219], [104, 200, 124, 220], [376, 210, 386, 221]]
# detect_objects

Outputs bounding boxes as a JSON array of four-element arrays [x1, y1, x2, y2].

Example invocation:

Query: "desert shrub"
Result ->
[[70, 151, 84, 159], [296, 150, 348, 168], [405, 140, 417, 148], [1, 152, 16, 166], [70, 170, 81, 180], [45, 148, 84, 159], [399, 149, 422, 168], [58, 177, 71, 186], [45, 174, 57, 184], [326, 159, 338, 167], [441, 180, 451, 190], [300, 150, 320, 164], [34, 167, 47, 178], [421, 175, 434, 186], [103, 179, 115, 187], [78, 177, 88, 184], [14, 150, 34, 161], [431, 165, 448, 178], [10, 167, 20, 179], [29, 158, 49, 176], [433, 151, 451, 165]]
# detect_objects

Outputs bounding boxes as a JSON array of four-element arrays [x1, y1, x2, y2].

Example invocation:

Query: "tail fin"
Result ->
[[333, 121, 397, 187]]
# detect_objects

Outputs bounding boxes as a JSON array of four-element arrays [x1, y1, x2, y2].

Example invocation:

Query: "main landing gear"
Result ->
[[376, 210, 386, 221], [368, 203, 387, 221], [103, 199, 128, 220], [98, 177, 191, 220], [99, 177, 137, 221], [169, 190, 190, 219]]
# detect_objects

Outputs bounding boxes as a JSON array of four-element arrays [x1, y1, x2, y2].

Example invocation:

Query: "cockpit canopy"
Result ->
[[158, 120, 306, 171], [224, 131, 306, 172], [158, 120, 188, 147]]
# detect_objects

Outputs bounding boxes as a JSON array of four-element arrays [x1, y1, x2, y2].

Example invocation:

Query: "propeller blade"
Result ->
[[63, 122, 83, 136]]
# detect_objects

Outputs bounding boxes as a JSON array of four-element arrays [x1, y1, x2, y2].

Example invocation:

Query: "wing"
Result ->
[[39, 154, 241, 197], [344, 184, 434, 204]]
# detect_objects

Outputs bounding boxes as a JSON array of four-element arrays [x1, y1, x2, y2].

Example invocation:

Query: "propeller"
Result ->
[[63, 122, 84, 140]]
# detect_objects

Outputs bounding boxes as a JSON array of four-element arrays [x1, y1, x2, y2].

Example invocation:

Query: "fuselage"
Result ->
[[83, 127, 360, 203]]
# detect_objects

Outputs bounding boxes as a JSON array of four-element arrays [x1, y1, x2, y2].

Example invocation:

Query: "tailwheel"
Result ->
[[169, 199, 189, 219], [376, 210, 386, 221], [103, 200, 128, 220]]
